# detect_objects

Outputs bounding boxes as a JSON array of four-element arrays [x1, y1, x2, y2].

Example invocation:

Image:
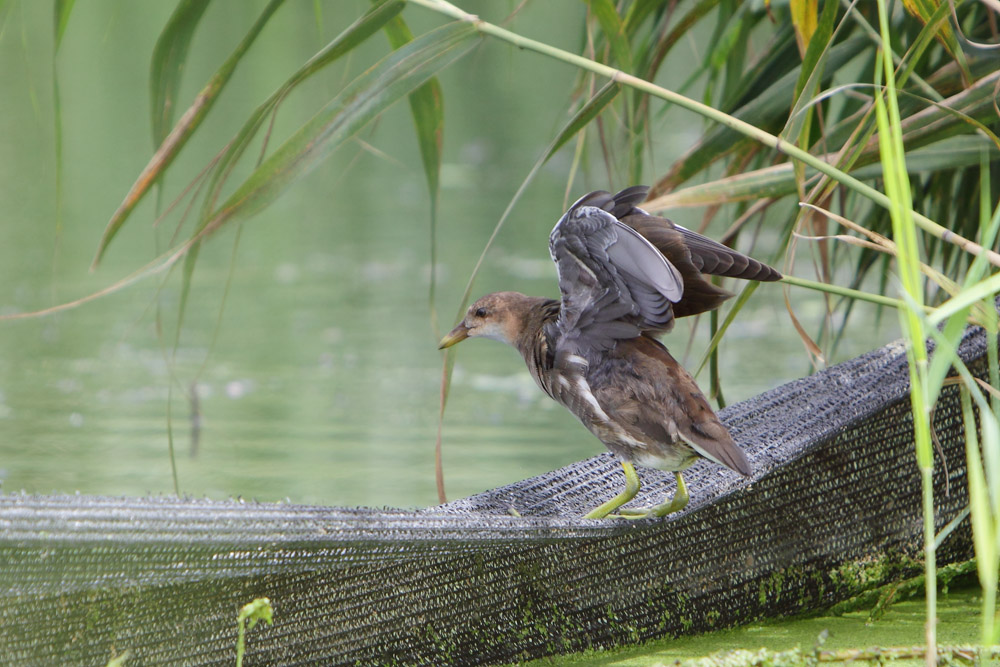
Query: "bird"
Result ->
[[438, 186, 781, 519]]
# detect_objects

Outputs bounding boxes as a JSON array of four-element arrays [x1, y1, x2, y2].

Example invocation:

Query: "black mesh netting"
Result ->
[[0, 325, 988, 665]]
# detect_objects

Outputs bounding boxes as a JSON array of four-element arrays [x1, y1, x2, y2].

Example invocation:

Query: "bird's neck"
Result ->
[[511, 298, 560, 381]]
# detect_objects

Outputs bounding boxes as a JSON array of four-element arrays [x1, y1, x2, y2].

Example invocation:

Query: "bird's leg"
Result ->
[[583, 461, 640, 519], [614, 472, 689, 519]]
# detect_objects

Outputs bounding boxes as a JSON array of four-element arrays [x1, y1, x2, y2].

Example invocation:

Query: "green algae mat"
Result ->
[[537, 581, 988, 666]]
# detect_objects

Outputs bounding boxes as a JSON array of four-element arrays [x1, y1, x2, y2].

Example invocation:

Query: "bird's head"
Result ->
[[438, 291, 538, 349]]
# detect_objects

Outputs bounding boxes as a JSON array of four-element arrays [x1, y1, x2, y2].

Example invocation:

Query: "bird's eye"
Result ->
[[474, 307, 487, 318]]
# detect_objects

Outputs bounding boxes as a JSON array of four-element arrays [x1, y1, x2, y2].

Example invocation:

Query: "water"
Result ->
[[0, 2, 899, 510]]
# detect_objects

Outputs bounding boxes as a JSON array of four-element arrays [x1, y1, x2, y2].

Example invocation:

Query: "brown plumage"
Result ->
[[439, 186, 781, 519]]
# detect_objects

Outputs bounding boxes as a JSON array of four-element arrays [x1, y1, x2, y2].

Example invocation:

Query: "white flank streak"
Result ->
[[574, 376, 610, 422]]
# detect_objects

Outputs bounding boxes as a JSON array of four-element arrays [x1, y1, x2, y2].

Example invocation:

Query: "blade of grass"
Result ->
[[93, 0, 286, 268], [961, 387, 1000, 646], [787, 0, 839, 184], [694, 282, 763, 378], [53, 0, 73, 48], [51, 0, 74, 299], [586, 0, 633, 72], [901, 0, 971, 84], [927, 271, 1000, 328], [790, 0, 818, 58], [874, 1, 936, 660]]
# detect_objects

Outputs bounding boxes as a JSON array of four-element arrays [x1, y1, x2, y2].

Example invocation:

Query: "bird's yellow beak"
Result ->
[[438, 323, 469, 349]]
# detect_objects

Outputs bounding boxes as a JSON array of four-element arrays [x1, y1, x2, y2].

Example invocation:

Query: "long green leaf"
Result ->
[[788, 0, 838, 135], [53, 0, 74, 51], [961, 387, 1000, 645], [197, 21, 478, 240], [925, 305, 970, 411], [586, 0, 633, 72], [52, 0, 75, 270], [382, 14, 444, 211], [381, 12, 446, 335], [93, 0, 286, 268], [150, 0, 212, 148]]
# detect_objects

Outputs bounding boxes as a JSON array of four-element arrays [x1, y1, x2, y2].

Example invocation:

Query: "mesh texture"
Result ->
[[0, 328, 987, 665]]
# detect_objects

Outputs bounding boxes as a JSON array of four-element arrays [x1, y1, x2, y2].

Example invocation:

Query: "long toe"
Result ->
[[608, 507, 654, 520], [649, 497, 687, 517]]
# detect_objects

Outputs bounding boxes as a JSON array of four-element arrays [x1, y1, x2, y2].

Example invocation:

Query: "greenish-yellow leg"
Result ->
[[583, 461, 640, 519], [614, 471, 689, 519]]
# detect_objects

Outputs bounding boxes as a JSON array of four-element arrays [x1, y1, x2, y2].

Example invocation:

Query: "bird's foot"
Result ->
[[608, 473, 690, 519], [582, 461, 641, 519]]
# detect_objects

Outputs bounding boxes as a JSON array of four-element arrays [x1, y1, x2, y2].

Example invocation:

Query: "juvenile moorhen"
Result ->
[[439, 186, 781, 519]]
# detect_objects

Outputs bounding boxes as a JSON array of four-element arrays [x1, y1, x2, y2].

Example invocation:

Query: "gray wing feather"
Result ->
[[550, 204, 684, 352], [604, 220, 683, 301]]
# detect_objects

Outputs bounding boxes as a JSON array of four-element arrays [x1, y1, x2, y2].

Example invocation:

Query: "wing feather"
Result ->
[[550, 203, 682, 353], [548, 185, 783, 347]]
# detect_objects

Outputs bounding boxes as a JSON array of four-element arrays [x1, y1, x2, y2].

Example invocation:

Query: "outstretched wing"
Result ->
[[548, 195, 684, 352]]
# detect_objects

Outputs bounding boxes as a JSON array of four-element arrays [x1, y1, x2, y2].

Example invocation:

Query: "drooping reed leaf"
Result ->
[[194, 21, 478, 242], [439, 78, 620, 499], [381, 13, 443, 209], [196, 0, 406, 223], [93, 0, 286, 268], [150, 0, 212, 148], [381, 11, 446, 335], [172, 0, 407, 393]]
